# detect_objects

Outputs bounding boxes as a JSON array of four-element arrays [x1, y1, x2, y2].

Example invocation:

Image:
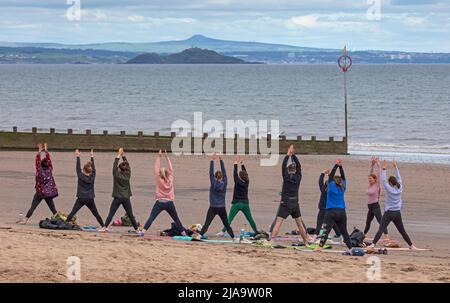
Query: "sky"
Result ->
[[0, 0, 449, 52]]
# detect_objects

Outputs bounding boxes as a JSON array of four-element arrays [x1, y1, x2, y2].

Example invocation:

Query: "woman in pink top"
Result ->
[[140, 150, 186, 235], [364, 157, 389, 239]]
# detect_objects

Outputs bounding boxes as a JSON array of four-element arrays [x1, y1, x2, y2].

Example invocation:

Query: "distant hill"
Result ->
[[0, 35, 327, 53], [127, 47, 254, 64]]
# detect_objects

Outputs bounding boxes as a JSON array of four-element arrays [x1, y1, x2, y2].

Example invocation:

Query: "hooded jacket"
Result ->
[[209, 160, 227, 208]]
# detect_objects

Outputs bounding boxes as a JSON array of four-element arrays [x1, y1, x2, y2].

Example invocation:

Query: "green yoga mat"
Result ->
[[173, 236, 233, 244]]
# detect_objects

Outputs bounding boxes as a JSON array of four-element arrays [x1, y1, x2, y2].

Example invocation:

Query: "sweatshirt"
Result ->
[[232, 164, 249, 203], [281, 155, 302, 205], [326, 164, 346, 209], [112, 156, 132, 198], [382, 167, 403, 211], [209, 160, 227, 208], [367, 163, 381, 204], [35, 151, 58, 199], [76, 157, 96, 199], [318, 173, 327, 209], [154, 156, 175, 201]]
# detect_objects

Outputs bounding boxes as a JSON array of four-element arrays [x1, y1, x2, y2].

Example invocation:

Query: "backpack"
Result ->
[[350, 228, 365, 247]]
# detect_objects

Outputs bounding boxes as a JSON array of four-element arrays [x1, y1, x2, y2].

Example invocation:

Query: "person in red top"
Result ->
[[21, 143, 59, 224]]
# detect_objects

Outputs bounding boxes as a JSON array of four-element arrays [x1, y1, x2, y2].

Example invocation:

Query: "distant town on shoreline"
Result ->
[[1, 35, 449, 64]]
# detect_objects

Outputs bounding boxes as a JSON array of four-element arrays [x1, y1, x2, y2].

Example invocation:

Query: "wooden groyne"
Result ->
[[0, 127, 347, 155]]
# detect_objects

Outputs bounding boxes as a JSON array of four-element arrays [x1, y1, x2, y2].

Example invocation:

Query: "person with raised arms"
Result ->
[[315, 159, 353, 251], [364, 157, 389, 239], [270, 144, 310, 245], [65, 149, 104, 227], [139, 150, 186, 236], [217, 156, 258, 236], [367, 160, 417, 251], [310, 169, 342, 243], [21, 143, 58, 224], [193, 152, 236, 241], [103, 148, 139, 232]]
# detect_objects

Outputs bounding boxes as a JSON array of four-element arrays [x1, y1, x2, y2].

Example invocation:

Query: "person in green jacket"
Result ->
[[102, 148, 139, 232]]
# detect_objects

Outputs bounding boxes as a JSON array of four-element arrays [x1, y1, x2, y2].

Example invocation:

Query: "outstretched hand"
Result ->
[[44, 143, 48, 152], [335, 159, 343, 166], [38, 143, 43, 152], [75, 149, 80, 157], [158, 149, 163, 157], [90, 149, 94, 158], [164, 150, 168, 157], [211, 152, 217, 161], [392, 160, 398, 168], [323, 169, 330, 175], [382, 160, 388, 169]]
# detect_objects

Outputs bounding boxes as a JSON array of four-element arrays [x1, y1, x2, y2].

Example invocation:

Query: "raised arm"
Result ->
[[113, 157, 120, 177], [394, 166, 402, 186], [329, 164, 338, 179], [292, 155, 302, 181], [90, 157, 96, 178], [44, 151, 53, 170], [209, 160, 215, 186], [35, 152, 41, 171], [76, 156, 82, 179], [233, 163, 239, 183], [220, 159, 227, 185], [339, 165, 345, 180], [319, 173, 325, 190], [154, 155, 161, 177], [166, 155, 174, 176]]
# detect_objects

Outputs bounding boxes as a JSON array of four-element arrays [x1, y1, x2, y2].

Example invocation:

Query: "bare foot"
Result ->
[[409, 245, 418, 250]]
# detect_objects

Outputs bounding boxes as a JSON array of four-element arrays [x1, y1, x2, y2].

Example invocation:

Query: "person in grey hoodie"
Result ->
[[194, 153, 235, 240], [368, 160, 417, 250]]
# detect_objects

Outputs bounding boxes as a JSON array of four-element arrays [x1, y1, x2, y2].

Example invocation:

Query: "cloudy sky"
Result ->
[[0, 0, 449, 52]]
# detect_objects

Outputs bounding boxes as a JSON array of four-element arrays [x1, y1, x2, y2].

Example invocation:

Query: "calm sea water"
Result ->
[[0, 64, 449, 163]]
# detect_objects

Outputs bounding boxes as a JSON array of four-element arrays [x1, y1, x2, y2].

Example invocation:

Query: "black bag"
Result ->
[[350, 228, 365, 247]]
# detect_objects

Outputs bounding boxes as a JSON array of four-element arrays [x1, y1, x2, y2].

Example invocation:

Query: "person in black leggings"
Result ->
[[23, 143, 58, 224], [311, 169, 341, 243], [194, 153, 235, 240], [316, 159, 352, 251], [103, 148, 139, 232], [368, 160, 417, 250], [65, 149, 104, 227]]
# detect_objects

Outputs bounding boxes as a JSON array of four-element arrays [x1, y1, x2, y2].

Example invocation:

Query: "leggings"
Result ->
[[364, 202, 388, 235], [26, 192, 57, 219], [319, 208, 352, 249], [104, 197, 139, 230], [222, 202, 258, 233], [373, 210, 412, 246], [200, 207, 234, 238], [315, 209, 341, 237], [66, 198, 104, 227], [144, 200, 185, 231]]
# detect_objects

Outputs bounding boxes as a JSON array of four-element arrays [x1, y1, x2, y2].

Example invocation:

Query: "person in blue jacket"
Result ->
[[316, 159, 352, 251], [194, 152, 236, 241]]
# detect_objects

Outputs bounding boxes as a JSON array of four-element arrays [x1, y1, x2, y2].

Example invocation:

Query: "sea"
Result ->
[[0, 64, 449, 164]]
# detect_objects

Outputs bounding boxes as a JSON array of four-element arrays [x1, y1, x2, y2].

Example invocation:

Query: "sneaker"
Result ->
[[98, 227, 108, 233], [216, 231, 225, 237], [233, 237, 241, 244], [192, 233, 202, 241]]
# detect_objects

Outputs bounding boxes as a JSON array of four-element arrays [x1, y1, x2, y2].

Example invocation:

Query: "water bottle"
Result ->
[[18, 212, 23, 223], [240, 228, 245, 241]]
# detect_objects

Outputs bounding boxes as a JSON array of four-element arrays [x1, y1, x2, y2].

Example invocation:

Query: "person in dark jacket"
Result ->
[[103, 148, 139, 232], [217, 156, 257, 236], [310, 170, 341, 242], [270, 144, 309, 244], [316, 159, 353, 251], [193, 153, 235, 240], [22, 143, 58, 224], [65, 149, 104, 227]]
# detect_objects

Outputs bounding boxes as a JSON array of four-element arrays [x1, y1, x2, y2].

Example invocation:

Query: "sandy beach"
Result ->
[[0, 151, 449, 282]]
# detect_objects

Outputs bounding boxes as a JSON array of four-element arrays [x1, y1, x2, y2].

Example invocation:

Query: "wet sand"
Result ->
[[0, 151, 449, 282]]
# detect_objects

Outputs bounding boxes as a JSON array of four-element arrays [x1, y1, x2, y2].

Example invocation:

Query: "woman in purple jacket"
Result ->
[[22, 143, 59, 224]]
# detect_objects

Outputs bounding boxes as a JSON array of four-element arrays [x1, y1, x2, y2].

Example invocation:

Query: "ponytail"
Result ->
[[388, 176, 401, 189]]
